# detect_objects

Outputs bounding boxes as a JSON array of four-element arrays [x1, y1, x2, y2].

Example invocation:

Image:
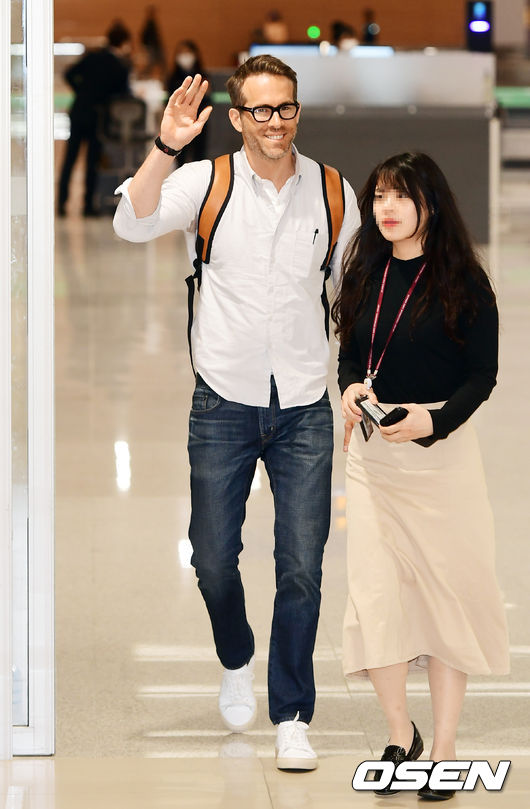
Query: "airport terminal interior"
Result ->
[[2, 1, 530, 806]]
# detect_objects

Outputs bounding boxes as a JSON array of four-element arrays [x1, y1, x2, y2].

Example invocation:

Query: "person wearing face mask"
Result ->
[[165, 41, 210, 164]]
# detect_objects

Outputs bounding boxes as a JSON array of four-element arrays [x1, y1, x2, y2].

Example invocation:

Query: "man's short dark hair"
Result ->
[[226, 55, 298, 107], [107, 20, 131, 49]]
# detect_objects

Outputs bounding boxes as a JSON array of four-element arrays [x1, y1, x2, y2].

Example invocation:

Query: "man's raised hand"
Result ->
[[160, 74, 212, 151]]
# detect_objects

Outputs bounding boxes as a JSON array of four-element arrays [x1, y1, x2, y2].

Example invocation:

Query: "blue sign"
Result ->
[[472, 2, 487, 19]]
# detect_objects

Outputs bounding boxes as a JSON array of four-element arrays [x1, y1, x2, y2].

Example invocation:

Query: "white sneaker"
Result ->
[[218, 656, 256, 732], [275, 712, 318, 770]]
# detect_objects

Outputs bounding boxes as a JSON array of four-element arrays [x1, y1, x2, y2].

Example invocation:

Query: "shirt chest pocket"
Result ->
[[276, 229, 327, 285]]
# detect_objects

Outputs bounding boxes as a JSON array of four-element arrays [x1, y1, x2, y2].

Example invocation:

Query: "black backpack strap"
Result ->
[[319, 163, 345, 337], [185, 257, 202, 372], [185, 154, 234, 371]]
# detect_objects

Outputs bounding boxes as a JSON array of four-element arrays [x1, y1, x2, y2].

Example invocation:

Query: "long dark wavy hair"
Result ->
[[331, 152, 495, 346]]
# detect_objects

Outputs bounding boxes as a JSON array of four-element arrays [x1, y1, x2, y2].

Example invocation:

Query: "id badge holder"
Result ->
[[360, 411, 374, 442]]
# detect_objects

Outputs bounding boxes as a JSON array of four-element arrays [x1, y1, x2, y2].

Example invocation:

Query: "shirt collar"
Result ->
[[237, 145, 303, 187]]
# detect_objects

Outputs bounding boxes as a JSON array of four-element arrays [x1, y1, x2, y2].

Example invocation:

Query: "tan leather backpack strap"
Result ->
[[187, 154, 234, 372], [319, 163, 345, 269], [196, 153, 234, 264], [318, 163, 345, 339]]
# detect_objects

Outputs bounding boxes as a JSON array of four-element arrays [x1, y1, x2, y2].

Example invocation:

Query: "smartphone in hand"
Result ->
[[357, 396, 408, 439]]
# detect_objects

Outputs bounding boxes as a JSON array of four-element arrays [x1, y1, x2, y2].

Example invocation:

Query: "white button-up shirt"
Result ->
[[114, 147, 360, 408]]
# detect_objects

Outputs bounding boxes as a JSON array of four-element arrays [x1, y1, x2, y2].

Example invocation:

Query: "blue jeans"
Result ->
[[187, 375, 333, 724]]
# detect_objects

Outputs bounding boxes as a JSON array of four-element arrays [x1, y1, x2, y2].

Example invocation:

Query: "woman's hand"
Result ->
[[341, 383, 378, 452], [379, 403, 433, 443], [159, 74, 212, 151]]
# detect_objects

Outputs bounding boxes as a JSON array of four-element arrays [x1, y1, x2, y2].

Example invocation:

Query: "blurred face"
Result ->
[[176, 47, 195, 71], [228, 74, 300, 163], [373, 183, 427, 255]]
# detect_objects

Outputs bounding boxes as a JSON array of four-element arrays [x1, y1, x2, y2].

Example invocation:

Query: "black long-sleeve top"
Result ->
[[338, 255, 498, 445]]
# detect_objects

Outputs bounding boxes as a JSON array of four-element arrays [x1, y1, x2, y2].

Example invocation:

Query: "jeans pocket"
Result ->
[[191, 376, 222, 413]]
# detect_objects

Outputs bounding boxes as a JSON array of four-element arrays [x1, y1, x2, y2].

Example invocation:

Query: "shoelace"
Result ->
[[223, 668, 254, 706], [278, 714, 310, 750]]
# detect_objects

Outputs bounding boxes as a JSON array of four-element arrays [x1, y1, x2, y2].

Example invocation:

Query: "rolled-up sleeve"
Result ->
[[113, 160, 212, 243]]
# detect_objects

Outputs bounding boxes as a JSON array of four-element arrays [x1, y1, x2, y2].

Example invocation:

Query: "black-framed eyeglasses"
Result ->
[[236, 102, 300, 123]]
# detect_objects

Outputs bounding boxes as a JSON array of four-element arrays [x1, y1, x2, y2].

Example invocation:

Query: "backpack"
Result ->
[[185, 154, 345, 369]]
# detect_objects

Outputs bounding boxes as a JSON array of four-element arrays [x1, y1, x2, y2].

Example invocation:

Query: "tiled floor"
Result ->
[[0, 755, 529, 808], [3, 165, 529, 806]]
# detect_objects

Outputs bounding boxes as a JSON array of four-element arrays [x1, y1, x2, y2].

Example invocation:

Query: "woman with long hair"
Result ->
[[331, 152, 509, 801]]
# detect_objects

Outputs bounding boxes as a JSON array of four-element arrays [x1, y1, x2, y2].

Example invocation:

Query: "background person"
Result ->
[[138, 4, 166, 79], [331, 151, 510, 802], [331, 20, 359, 51], [113, 55, 360, 770], [262, 9, 290, 44], [362, 7, 380, 44], [58, 20, 132, 217]]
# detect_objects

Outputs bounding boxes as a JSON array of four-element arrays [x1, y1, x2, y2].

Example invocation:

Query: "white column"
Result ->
[[0, 0, 13, 762], [12, 0, 55, 756]]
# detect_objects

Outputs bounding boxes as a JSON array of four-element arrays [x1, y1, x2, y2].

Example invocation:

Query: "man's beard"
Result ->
[[242, 126, 297, 162]]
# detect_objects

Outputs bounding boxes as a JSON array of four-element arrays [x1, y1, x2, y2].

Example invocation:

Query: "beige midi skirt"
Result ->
[[343, 410, 510, 678]]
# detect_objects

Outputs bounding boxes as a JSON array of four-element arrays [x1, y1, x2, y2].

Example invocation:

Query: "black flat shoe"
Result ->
[[418, 784, 455, 801], [374, 721, 424, 796]]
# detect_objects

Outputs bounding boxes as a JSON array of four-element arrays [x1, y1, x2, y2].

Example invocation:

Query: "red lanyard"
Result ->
[[365, 258, 426, 386]]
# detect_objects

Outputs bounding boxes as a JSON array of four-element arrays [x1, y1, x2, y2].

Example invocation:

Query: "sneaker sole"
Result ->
[[276, 756, 318, 771], [220, 712, 256, 733]]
